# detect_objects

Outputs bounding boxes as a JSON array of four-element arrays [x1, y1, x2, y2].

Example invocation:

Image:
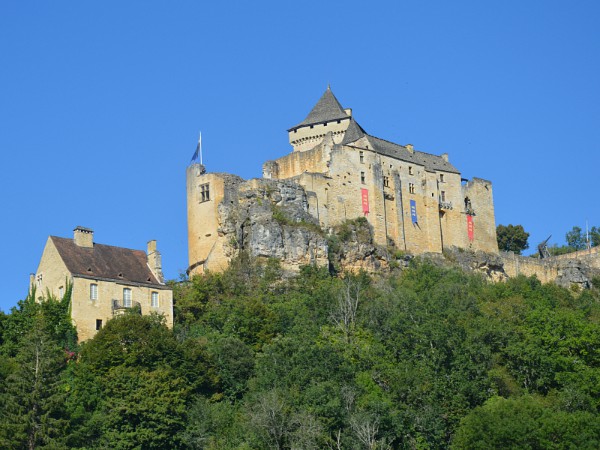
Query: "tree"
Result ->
[[496, 224, 530, 254], [566, 226, 586, 250], [591, 226, 600, 247], [452, 395, 600, 449], [0, 320, 68, 449]]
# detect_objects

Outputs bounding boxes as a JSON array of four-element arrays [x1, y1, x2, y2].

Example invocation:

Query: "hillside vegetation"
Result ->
[[1, 257, 600, 449]]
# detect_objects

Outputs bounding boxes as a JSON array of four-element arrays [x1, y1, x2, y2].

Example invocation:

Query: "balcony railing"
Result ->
[[112, 299, 142, 316], [439, 201, 453, 210]]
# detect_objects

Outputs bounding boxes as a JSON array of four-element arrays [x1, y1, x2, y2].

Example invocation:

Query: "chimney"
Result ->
[[441, 153, 449, 162], [147, 240, 164, 283], [344, 108, 352, 117], [406, 144, 414, 154], [74, 226, 94, 248]]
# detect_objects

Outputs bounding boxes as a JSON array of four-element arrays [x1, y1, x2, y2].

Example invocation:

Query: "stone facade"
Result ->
[[33, 227, 173, 341], [187, 88, 498, 275]]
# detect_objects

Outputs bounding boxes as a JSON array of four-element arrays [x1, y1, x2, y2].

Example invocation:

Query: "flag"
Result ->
[[190, 132, 202, 164], [410, 200, 418, 224], [361, 188, 369, 215], [467, 215, 474, 241]]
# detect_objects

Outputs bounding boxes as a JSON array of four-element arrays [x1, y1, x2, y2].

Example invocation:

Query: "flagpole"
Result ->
[[199, 132, 203, 165]]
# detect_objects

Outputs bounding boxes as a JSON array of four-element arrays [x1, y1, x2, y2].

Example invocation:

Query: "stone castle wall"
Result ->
[[263, 138, 498, 255]]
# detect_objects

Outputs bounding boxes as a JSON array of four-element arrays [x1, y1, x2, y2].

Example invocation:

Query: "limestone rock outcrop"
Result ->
[[555, 259, 597, 290], [216, 179, 329, 272], [327, 217, 390, 273], [442, 246, 508, 282]]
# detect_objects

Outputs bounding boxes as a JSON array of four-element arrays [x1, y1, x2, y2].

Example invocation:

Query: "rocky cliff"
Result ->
[[208, 178, 599, 290], [215, 178, 329, 272]]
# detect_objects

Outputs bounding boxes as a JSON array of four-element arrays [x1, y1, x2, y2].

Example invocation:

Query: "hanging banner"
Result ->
[[361, 188, 369, 215], [467, 215, 474, 241], [410, 200, 418, 224]]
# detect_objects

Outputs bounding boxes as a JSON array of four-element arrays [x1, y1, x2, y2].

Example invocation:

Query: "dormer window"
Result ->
[[440, 174, 445, 182]]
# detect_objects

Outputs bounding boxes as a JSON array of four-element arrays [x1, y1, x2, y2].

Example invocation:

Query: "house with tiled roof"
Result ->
[[187, 87, 498, 275], [32, 226, 173, 341]]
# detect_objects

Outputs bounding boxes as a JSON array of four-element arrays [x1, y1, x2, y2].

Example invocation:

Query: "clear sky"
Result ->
[[1, 1, 599, 312]]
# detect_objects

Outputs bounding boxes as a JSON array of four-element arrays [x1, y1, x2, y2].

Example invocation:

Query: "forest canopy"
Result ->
[[1, 257, 600, 449]]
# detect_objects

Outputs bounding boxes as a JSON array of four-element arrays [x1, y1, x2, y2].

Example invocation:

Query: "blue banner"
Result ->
[[410, 200, 418, 224]]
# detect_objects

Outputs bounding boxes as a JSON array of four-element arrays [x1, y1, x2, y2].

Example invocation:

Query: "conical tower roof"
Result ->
[[289, 86, 349, 131]]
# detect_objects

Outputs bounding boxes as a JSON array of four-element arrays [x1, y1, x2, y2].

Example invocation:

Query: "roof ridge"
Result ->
[[51, 236, 146, 254]]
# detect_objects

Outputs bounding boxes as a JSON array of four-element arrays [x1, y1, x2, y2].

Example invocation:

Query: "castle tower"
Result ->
[[288, 86, 353, 152]]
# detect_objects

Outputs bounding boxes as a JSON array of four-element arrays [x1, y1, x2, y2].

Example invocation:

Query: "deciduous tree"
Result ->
[[496, 224, 530, 254]]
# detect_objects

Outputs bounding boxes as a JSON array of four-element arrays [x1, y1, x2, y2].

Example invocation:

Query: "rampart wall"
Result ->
[[500, 247, 600, 284]]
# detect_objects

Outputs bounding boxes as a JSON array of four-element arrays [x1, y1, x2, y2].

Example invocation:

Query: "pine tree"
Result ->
[[0, 320, 68, 449]]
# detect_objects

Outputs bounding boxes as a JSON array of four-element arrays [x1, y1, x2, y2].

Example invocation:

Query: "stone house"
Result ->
[[32, 226, 173, 341], [187, 87, 498, 275]]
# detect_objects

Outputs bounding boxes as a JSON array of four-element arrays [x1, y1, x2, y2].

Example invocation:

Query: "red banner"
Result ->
[[361, 188, 369, 215], [467, 215, 474, 242]]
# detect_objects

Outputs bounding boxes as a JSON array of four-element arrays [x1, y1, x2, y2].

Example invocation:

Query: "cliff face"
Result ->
[[216, 179, 329, 271], [199, 177, 599, 290]]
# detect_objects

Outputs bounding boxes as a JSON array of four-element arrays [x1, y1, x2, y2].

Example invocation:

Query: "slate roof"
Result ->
[[289, 87, 349, 131], [366, 136, 460, 174], [341, 118, 367, 145], [291, 87, 460, 174], [51, 236, 164, 287]]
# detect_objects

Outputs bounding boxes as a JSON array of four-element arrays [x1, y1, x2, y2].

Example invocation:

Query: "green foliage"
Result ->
[[592, 226, 600, 247], [270, 205, 322, 234], [547, 243, 577, 256], [496, 224, 530, 254], [452, 395, 600, 449], [2, 253, 600, 447], [0, 317, 69, 449], [566, 225, 587, 250]]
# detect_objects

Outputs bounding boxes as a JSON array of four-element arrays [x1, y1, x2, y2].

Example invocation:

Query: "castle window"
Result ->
[[383, 176, 390, 188], [123, 288, 132, 308], [96, 319, 103, 330], [440, 174, 445, 182], [200, 183, 210, 202], [90, 283, 98, 301], [360, 172, 365, 184], [440, 191, 446, 202], [151, 291, 159, 308], [409, 183, 416, 194], [359, 151, 364, 163], [58, 286, 64, 299], [36, 273, 43, 287], [409, 166, 414, 175]]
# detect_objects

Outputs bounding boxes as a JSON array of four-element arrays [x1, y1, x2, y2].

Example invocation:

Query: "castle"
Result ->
[[187, 87, 498, 275]]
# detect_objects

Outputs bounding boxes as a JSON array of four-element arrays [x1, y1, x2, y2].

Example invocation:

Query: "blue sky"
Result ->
[[1, 1, 599, 312]]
